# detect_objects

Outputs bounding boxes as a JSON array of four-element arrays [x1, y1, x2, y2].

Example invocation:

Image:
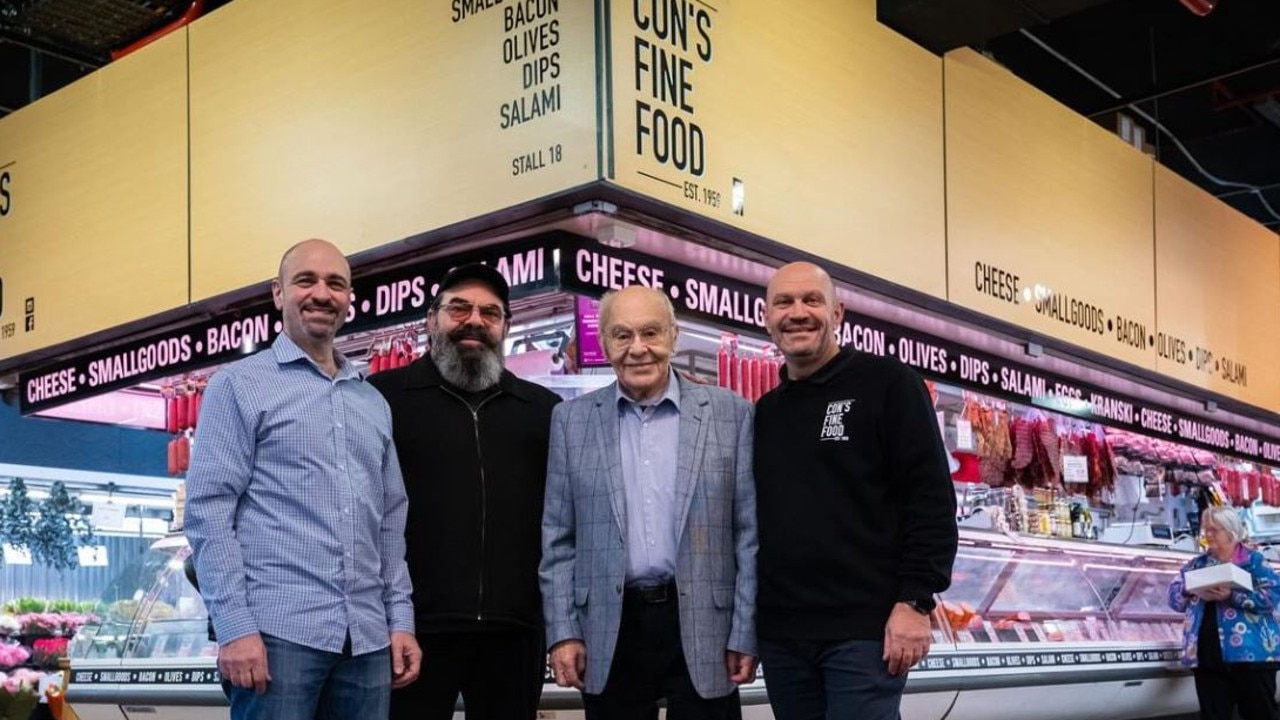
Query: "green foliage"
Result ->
[[30, 482, 95, 572], [0, 598, 96, 614], [0, 479, 37, 558]]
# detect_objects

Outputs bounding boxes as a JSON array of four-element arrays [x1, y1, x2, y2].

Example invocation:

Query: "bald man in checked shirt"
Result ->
[[186, 239, 421, 720]]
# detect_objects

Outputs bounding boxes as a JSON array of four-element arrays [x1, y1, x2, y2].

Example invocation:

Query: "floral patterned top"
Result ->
[[1168, 544, 1280, 669]]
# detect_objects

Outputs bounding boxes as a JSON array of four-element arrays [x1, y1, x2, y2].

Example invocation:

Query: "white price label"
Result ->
[[1063, 455, 1089, 484], [2, 544, 32, 565], [956, 419, 974, 450], [78, 545, 110, 567], [92, 502, 127, 531]]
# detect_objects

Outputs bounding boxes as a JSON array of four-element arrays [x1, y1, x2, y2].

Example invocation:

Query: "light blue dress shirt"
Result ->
[[616, 371, 681, 587], [185, 334, 414, 656]]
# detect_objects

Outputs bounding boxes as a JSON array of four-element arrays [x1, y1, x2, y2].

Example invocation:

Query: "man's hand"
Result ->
[[725, 650, 757, 685], [883, 603, 932, 676], [219, 634, 271, 694], [549, 640, 587, 690], [390, 632, 422, 689]]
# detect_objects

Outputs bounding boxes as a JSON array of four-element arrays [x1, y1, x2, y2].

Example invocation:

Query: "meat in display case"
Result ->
[[65, 529, 1207, 720]]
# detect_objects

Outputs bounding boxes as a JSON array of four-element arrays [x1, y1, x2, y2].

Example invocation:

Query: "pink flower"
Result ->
[[0, 643, 30, 669]]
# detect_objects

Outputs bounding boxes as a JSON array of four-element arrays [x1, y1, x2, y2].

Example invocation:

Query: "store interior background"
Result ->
[[0, 1, 1279, 718]]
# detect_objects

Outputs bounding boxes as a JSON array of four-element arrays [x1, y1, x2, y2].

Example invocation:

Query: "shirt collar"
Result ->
[[780, 346, 854, 389], [272, 333, 360, 381], [615, 368, 681, 411]]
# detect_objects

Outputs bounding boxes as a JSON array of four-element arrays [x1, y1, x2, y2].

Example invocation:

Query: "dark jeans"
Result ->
[[1194, 665, 1279, 720], [390, 627, 545, 720], [229, 634, 390, 720], [758, 638, 907, 720], [583, 586, 742, 720]]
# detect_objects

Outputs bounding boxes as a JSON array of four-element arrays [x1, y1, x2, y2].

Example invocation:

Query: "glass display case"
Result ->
[[70, 535, 216, 664], [66, 530, 1207, 720]]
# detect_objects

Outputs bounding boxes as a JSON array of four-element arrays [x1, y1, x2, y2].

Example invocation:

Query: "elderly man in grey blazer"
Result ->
[[541, 285, 758, 719]]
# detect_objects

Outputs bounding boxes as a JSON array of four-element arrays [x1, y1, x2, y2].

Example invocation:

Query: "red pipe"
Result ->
[[111, 0, 205, 61]]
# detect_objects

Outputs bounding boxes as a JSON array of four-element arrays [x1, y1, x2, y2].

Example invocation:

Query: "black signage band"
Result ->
[[19, 231, 1280, 466], [554, 234, 1280, 464], [19, 238, 557, 414]]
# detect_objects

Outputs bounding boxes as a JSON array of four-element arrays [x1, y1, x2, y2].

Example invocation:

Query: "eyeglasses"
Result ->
[[437, 300, 508, 324], [605, 324, 670, 346]]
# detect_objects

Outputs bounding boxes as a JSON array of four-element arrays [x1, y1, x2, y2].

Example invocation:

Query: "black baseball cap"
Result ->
[[435, 262, 511, 314]]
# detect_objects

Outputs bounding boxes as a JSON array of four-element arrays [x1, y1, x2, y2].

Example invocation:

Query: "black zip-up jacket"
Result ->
[[753, 347, 958, 641], [368, 356, 561, 633]]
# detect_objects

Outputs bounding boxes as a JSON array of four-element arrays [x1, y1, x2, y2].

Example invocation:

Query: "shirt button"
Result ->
[[336, 422, 344, 429], [343, 508, 351, 514], [346, 552, 353, 558]]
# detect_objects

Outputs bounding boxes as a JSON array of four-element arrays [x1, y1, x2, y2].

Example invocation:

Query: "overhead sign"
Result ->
[[606, 0, 948, 297], [18, 237, 557, 413], [187, 0, 597, 302], [0, 31, 189, 363], [20, 232, 1280, 464], [1153, 166, 1280, 412], [944, 49, 1157, 371]]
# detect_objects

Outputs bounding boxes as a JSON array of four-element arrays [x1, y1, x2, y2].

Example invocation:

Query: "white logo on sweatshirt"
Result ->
[[820, 399, 854, 442]]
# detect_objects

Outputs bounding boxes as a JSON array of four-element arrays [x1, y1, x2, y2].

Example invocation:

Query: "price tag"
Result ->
[[78, 545, 110, 567], [2, 544, 32, 565], [93, 502, 127, 530], [1063, 455, 1089, 484], [956, 419, 974, 450]]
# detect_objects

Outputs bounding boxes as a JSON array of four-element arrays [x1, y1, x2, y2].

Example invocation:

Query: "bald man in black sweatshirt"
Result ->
[[753, 262, 957, 720]]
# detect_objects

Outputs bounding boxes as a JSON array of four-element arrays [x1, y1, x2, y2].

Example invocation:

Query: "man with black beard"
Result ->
[[369, 263, 562, 720]]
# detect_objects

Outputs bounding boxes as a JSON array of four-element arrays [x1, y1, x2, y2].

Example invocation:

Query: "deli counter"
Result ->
[[65, 529, 1204, 720]]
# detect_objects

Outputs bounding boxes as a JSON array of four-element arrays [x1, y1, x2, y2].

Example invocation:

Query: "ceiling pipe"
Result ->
[[110, 0, 205, 61]]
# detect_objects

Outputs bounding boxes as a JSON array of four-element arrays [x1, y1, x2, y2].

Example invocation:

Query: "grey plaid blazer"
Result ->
[[540, 375, 758, 698]]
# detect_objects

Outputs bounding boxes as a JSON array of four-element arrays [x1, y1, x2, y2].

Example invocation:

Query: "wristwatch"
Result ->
[[902, 597, 936, 615]]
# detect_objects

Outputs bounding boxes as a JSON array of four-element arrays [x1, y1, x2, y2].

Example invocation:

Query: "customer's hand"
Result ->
[[549, 640, 587, 690], [884, 603, 932, 676], [219, 633, 271, 694], [1202, 584, 1232, 602], [390, 632, 422, 689]]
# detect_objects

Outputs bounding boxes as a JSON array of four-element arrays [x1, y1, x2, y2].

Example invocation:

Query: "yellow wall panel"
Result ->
[[945, 48, 1156, 369], [1154, 165, 1280, 410], [0, 31, 189, 362], [189, 0, 597, 300], [607, 0, 947, 297]]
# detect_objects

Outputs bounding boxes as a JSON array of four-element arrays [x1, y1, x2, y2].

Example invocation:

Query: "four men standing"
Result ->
[[187, 242, 956, 720]]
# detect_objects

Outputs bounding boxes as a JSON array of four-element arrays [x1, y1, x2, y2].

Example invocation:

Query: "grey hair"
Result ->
[[1202, 506, 1248, 544], [598, 288, 678, 331]]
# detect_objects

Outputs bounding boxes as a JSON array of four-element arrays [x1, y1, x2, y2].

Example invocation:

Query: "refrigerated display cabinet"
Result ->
[[66, 529, 1207, 720]]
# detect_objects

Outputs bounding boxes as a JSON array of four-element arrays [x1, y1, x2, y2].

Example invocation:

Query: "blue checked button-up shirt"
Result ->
[[185, 334, 414, 655], [616, 371, 681, 586]]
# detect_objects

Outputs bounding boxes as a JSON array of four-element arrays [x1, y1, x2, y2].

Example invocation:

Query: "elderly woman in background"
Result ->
[[1169, 506, 1280, 720]]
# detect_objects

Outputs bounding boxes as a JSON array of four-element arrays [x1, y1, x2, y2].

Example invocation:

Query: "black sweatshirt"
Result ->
[[753, 346, 958, 641]]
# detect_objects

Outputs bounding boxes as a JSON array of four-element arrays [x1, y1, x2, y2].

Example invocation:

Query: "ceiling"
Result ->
[[1, 0, 1278, 229]]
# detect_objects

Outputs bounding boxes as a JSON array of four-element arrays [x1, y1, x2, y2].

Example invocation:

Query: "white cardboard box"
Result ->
[[1185, 563, 1253, 596]]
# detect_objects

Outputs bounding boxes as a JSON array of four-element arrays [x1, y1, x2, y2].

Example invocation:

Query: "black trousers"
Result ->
[[583, 584, 741, 720], [1193, 665, 1279, 720], [389, 627, 545, 720]]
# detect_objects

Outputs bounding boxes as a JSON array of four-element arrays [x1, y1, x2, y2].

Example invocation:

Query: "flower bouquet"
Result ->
[[0, 668, 40, 720], [27, 641, 65, 672]]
